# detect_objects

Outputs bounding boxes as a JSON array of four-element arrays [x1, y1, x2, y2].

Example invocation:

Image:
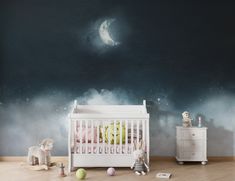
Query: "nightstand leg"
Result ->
[[201, 161, 207, 165]]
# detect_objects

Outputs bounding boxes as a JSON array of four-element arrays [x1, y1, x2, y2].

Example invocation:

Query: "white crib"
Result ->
[[68, 100, 150, 172]]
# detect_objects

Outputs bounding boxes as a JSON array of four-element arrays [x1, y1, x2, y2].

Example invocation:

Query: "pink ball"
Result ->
[[107, 167, 115, 176]]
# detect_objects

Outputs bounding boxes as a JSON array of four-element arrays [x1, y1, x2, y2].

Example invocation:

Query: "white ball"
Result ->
[[107, 167, 115, 176]]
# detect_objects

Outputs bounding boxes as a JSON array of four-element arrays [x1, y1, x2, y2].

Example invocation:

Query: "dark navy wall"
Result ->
[[0, 0, 234, 156]]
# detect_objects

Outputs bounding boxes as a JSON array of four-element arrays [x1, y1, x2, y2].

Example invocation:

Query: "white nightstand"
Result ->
[[176, 126, 207, 165]]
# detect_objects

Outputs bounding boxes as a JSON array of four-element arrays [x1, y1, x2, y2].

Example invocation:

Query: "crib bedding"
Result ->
[[75, 128, 142, 143]]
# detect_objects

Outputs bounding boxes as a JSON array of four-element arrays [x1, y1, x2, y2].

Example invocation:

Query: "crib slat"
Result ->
[[125, 120, 128, 154], [114, 120, 116, 154], [102, 120, 105, 154], [108, 120, 111, 154], [91, 120, 94, 154], [80, 120, 82, 154], [146, 119, 150, 165], [97, 121, 99, 154], [142, 119, 145, 149], [85, 120, 88, 154], [137, 120, 140, 144], [131, 120, 134, 153], [120, 120, 122, 154], [73, 120, 76, 153]]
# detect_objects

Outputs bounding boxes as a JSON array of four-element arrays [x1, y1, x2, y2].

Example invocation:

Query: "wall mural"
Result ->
[[0, 0, 234, 156]]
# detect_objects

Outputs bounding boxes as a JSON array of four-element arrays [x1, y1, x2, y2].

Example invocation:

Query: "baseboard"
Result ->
[[1, 156, 235, 162], [0, 156, 67, 162], [150, 156, 176, 161], [150, 156, 235, 162], [207, 156, 235, 162]]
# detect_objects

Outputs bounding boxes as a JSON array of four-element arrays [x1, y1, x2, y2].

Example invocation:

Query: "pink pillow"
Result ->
[[76, 127, 98, 143]]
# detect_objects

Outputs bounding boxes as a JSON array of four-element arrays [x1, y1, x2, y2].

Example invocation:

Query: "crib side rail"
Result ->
[[69, 118, 149, 157], [69, 113, 149, 119]]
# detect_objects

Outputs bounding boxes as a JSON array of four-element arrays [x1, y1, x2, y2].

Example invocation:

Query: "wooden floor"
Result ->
[[0, 160, 235, 181]]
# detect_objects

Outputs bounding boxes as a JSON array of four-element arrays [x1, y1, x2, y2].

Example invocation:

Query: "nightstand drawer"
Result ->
[[182, 151, 202, 159], [182, 140, 203, 152], [182, 130, 203, 139]]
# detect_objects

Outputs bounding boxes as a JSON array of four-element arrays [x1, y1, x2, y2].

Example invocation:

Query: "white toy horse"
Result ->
[[27, 138, 54, 168]]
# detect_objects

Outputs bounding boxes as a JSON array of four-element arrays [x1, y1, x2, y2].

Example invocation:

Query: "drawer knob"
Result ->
[[192, 133, 195, 136]]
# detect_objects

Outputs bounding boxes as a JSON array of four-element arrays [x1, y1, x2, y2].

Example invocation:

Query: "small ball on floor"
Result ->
[[76, 168, 87, 180], [107, 167, 115, 176]]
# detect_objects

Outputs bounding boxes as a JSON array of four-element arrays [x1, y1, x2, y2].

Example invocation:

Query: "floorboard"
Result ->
[[0, 161, 234, 181]]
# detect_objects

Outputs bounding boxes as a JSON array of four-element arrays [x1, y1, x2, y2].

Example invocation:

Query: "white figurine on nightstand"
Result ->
[[182, 111, 192, 127]]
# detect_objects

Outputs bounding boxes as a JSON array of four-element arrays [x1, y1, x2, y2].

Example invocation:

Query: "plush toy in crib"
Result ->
[[27, 138, 54, 168], [104, 122, 126, 144], [131, 140, 149, 176]]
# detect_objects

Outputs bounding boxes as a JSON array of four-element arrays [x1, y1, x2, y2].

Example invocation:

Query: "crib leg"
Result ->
[[68, 166, 76, 173]]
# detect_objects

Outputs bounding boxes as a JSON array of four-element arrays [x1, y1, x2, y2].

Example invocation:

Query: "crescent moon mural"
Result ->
[[99, 19, 120, 46]]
